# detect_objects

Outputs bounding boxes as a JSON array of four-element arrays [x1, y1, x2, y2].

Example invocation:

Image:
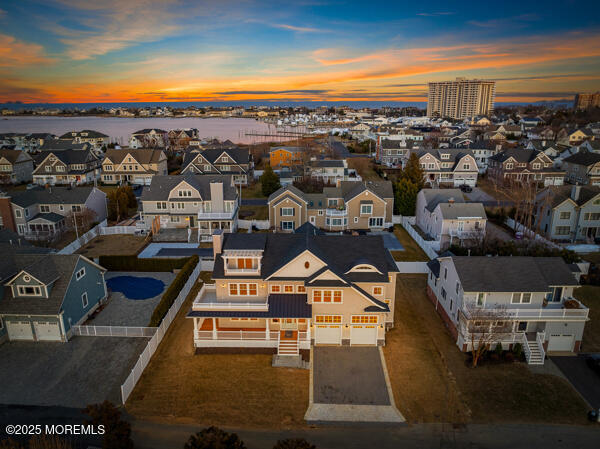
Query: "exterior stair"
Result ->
[[526, 339, 545, 365], [278, 332, 299, 356]]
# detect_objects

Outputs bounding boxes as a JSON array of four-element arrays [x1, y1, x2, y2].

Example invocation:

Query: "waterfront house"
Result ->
[[129, 129, 169, 149], [33, 145, 102, 186], [58, 130, 109, 151], [269, 146, 304, 168], [181, 147, 253, 185]]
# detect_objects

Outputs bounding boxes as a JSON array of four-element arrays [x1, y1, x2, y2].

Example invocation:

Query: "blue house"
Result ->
[[0, 247, 107, 343]]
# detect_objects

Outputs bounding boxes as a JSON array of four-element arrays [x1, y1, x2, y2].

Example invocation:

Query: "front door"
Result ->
[[281, 319, 297, 330], [189, 216, 196, 227]]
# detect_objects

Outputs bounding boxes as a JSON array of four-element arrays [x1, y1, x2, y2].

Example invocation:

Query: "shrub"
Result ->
[[273, 439, 316, 449], [99, 255, 190, 272], [83, 401, 133, 449], [512, 343, 523, 359], [148, 255, 199, 326], [504, 352, 515, 363], [184, 427, 246, 449], [494, 342, 503, 355], [563, 299, 580, 309]]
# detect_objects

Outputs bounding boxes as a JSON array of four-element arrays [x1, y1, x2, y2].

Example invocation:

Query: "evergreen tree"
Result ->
[[401, 152, 425, 190], [395, 178, 419, 216], [184, 427, 246, 449], [260, 165, 281, 197]]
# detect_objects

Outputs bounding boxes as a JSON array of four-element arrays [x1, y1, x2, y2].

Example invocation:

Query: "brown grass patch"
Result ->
[[76, 234, 148, 257]]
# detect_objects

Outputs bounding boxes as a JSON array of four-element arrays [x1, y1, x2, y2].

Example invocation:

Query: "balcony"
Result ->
[[326, 208, 348, 217], [192, 284, 268, 311], [197, 205, 238, 220], [462, 298, 589, 321]]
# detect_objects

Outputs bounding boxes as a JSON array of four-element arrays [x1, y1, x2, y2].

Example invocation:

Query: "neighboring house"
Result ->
[[269, 146, 304, 168], [564, 128, 595, 146], [58, 130, 109, 151], [181, 147, 253, 185], [33, 146, 102, 186], [129, 129, 169, 149], [306, 159, 361, 184], [426, 255, 588, 364], [277, 166, 304, 186], [102, 149, 167, 186], [562, 152, 600, 186], [534, 185, 600, 241], [189, 231, 398, 353], [349, 123, 371, 138], [0, 186, 107, 239], [489, 124, 522, 138], [468, 144, 501, 173], [415, 189, 487, 249], [268, 181, 394, 232], [0, 149, 34, 184], [140, 174, 239, 239], [488, 148, 565, 186], [415, 149, 479, 187], [376, 138, 420, 166], [0, 248, 107, 343], [525, 140, 566, 160], [577, 140, 600, 154], [168, 129, 199, 149], [520, 117, 545, 128]]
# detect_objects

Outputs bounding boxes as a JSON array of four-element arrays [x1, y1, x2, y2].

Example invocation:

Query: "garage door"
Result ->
[[350, 325, 377, 345], [33, 321, 62, 341], [134, 177, 144, 185], [314, 325, 341, 345], [548, 334, 574, 352], [6, 321, 33, 341]]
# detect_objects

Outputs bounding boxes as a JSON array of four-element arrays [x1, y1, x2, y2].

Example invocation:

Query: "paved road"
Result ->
[[552, 355, 600, 409], [130, 419, 600, 449], [241, 198, 267, 206]]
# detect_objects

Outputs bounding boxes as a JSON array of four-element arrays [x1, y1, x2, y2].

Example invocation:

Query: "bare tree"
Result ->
[[65, 207, 98, 234], [460, 303, 513, 367]]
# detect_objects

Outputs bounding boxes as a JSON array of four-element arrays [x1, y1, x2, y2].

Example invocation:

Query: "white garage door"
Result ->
[[350, 325, 377, 345], [7, 321, 34, 341], [314, 325, 341, 345], [34, 321, 62, 341], [134, 177, 144, 185], [548, 334, 574, 352]]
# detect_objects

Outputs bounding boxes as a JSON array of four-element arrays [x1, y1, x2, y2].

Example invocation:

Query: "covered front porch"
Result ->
[[25, 213, 67, 240]]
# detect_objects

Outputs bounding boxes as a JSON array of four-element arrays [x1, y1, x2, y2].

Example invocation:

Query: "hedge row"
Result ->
[[148, 255, 199, 327], [98, 255, 190, 272]]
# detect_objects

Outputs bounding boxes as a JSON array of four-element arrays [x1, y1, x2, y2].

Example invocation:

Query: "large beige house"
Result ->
[[101, 149, 167, 185], [267, 181, 394, 231], [189, 231, 398, 354]]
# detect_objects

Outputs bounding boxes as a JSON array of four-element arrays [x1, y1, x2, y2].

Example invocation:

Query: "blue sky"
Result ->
[[0, 0, 599, 103]]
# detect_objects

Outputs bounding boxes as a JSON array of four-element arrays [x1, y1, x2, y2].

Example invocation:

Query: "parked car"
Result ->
[[459, 184, 472, 193], [586, 354, 600, 377]]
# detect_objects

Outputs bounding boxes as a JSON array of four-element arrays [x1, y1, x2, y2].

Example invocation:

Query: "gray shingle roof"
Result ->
[[422, 189, 465, 212], [140, 174, 238, 202], [450, 256, 578, 292], [438, 203, 487, 220], [11, 186, 96, 208], [563, 151, 600, 166]]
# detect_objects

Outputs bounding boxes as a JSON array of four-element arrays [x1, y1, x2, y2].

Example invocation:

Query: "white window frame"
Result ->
[[281, 207, 294, 216], [228, 283, 258, 296], [372, 286, 383, 296], [17, 285, 42, 296], [82, 292, 89, 308], [476, 292, 486, 307], [360, 204, 373, 215], [281, 221, 294, 230], [76, 267, 86, 280]]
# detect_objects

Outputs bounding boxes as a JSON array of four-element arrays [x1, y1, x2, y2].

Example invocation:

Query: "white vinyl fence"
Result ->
[[72, 325, 156, 337], [100, 226, 138, 235], [58, 219, 108, 254], [395, 261, 429, 273], [400, 216, 438, 260], [120, 261, 202, 404], [505, 218, 560, 248], [238, 219, 270, 230]]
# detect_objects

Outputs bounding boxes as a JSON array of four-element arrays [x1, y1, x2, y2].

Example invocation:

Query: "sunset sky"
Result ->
[[1, 0, 600, 104]]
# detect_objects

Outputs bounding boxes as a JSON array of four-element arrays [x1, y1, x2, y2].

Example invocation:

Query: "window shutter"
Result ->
[[280, 208, 283, 216], [292, 208, 295, 216]]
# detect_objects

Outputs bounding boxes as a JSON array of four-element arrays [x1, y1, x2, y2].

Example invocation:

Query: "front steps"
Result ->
[[526, 339, 545, 365]]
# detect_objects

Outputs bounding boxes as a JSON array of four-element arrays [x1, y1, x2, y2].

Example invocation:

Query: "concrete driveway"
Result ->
[[313, 347, 390, 405], [464, 187, 496, 203], [486, 222, 515, 242], [306, 347, 404, 423], [551, 355, 600, 409], [0, 337, 147, 408]]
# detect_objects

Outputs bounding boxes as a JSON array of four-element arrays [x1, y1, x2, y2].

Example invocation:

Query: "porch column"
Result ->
[[212, 318, 217, 340], [306, 321, 311, 341], [266, 318, 270, 340]]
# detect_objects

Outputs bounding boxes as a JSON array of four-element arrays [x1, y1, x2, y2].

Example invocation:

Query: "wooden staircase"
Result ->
[[278, 331, 299, 356], [525, 338, 545, 365]]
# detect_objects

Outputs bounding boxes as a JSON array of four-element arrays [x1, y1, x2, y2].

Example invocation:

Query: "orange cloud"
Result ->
[[0, 34, 54, 67]]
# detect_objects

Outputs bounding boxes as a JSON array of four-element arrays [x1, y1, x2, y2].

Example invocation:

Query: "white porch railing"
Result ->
[[72, 325, 156, 337], [461, 302, 589, 321], [326, 209, 348, 216], [195, 329, 309, 341], [194, 302, 268, 310], [536, 331, 546, 360], [521, 333, 532, 361]]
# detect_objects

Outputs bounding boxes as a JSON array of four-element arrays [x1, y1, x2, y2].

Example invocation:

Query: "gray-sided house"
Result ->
[[181, 147, 253, 186], [0, 247, 107, 343], [427, 255, 588, 365], [0, 149, 34, 184]]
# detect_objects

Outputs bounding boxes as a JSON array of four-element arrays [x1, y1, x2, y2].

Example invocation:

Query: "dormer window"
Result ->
[[18, 286, 42, 296], [441, 154, 450, 160]]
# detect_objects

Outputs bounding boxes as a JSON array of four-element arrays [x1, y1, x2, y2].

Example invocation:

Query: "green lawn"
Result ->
[[391, 225, 429, 262], [574, 285, 600, 352]]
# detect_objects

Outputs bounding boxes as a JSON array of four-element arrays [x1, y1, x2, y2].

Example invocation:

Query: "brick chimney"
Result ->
[[0, 192, 16, 232], [571, 184, 581, 202], [212, 229, 224, 259]]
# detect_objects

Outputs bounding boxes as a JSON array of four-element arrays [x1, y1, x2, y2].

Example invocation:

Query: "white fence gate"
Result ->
[[120, 262, 202, 404]]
